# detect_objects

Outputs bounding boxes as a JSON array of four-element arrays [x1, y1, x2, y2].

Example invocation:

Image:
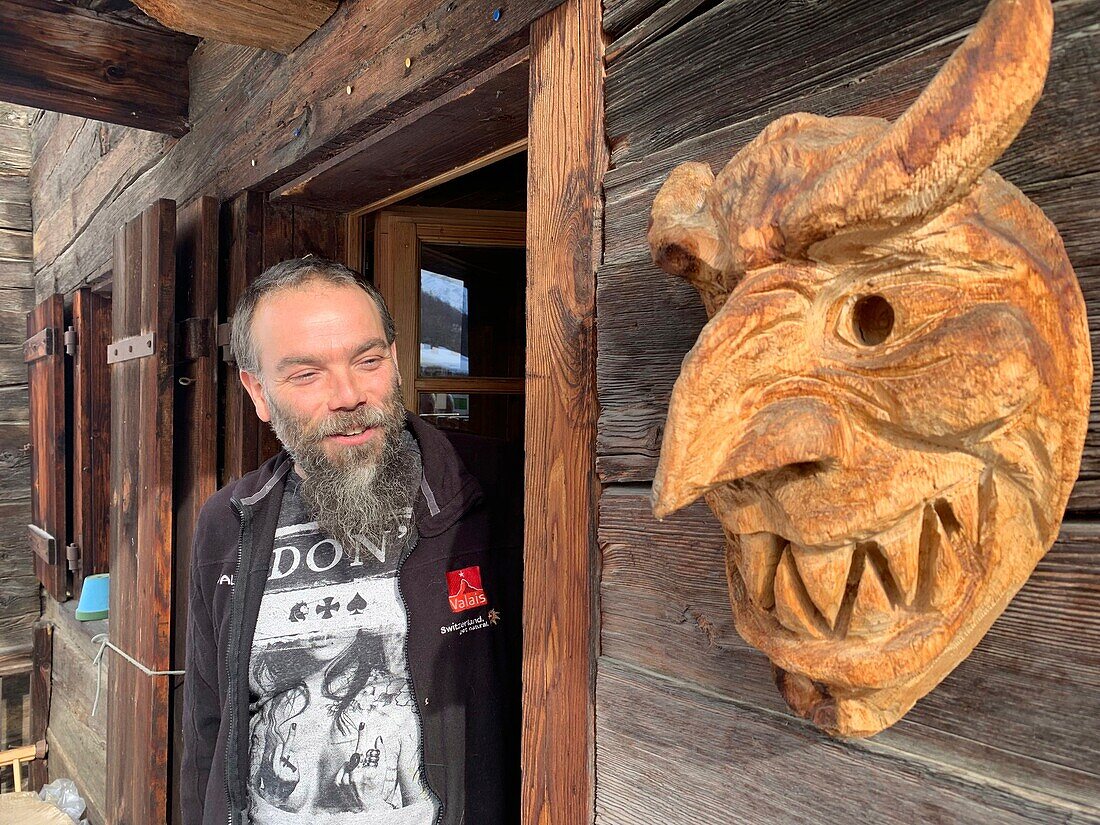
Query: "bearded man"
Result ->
[[181, 258, 517, 825]]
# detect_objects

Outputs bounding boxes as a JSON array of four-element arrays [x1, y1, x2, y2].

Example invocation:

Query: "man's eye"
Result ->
[[289, 371, 318, 383], [357, 357, 383, 370]]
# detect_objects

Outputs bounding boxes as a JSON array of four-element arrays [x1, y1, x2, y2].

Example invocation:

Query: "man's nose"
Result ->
[[326, 367, 367, 411]]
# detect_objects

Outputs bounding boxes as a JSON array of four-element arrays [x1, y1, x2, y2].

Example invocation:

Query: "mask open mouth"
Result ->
[[734, 480, 979, 640]]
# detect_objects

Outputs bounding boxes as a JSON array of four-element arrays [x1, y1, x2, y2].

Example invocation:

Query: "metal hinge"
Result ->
[[107, 332, 156, 364], [23, 328, 56, 363], [66, 542, 81, 573], [64, 326, 78, 357], [217, 319, 234, 363]]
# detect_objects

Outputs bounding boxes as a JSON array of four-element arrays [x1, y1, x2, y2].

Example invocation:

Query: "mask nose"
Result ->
[[653, 397, 847, 518]]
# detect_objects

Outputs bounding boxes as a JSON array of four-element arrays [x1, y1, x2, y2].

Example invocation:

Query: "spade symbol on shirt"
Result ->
[[347, 593, 367, 615]]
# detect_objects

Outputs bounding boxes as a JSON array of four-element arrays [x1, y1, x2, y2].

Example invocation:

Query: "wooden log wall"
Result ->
[[595, 0, 1100, 822], [0, 103, 36, 670]]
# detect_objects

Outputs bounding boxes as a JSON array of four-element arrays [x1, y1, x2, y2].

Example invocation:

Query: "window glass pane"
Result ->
[[419, 244, 524, 378], [418, 392, 524, 443]]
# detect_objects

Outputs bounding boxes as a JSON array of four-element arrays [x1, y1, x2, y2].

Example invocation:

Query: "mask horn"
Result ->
[[780, 0, 1053, 250]]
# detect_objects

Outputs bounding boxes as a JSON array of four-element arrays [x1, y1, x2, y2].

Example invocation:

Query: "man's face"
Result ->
[[240, 282, 403, 470]]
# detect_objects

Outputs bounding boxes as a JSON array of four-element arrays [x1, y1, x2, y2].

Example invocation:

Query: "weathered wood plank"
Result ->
[[0, 0, 196, 136], [29, 622, 52, 790], [0, 176, 31, 231], [70, 289, 112, 598], [596, 659, 1095, 824], [106, 198, 175, 825], [132, 0, 337, 54], [26, 294, 68, 601], [186, 41, 261, 125], [0, 289, 35, 343], [275, 49, 529, 211], [35, 0, 566, 297], [0, 497, 35, 652], [170, 195, 219, 825], [523, 1, 604, 823], [598, 492, 1100, 810]]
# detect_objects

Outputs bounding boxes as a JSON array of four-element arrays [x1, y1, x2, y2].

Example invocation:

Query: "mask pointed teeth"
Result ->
[[873, 507, 923, 605], [847, 558, 895, 638], [737, 532, 784, 610], [773, 546, 827, 639], [938, 479, 979, 550], [790, 543, 853, 628], [928, 510, 965, 611]]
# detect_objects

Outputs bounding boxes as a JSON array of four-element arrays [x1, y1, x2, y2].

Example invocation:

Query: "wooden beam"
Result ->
[[274, 49, 531, 211], [132, 0, 337, 54], [522, 0, 605, 822], [0, 0, 194, 136]]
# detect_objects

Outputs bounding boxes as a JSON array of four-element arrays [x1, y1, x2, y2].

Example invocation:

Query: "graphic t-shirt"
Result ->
[[247, 437, 440, 824]]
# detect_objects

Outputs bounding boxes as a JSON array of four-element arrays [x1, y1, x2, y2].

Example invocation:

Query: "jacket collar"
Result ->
[[230, 413, 482, 537]]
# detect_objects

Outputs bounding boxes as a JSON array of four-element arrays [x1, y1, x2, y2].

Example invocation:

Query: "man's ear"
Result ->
[[390, 341, 402, 387], [239, 369, 272, 422]]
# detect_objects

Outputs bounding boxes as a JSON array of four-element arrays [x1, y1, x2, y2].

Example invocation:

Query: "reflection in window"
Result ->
[[420, 269, 469, 376]]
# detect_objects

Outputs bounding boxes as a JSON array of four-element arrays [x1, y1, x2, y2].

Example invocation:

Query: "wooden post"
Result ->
[[523, 0, 605, 822]]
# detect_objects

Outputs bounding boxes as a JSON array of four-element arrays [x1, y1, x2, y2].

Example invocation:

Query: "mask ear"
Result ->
[[239, 369, 272, 423], [648, 162, 731, 314]]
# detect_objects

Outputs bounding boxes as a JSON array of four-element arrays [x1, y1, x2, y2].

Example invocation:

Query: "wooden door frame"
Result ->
[[371, 207, 526, 412], [272, 1, 604, 820]]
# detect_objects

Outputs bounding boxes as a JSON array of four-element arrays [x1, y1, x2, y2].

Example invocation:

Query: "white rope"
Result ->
[[90, 633, 185, 717]]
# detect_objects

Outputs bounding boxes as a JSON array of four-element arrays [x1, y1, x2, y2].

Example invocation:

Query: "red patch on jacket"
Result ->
[[446, 566, 488, 613]]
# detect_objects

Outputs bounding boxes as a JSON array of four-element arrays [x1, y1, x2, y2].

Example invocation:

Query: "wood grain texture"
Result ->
[[131, 0, 337, 53], [523, 0, 604, 822], [595, 658, 1095, 824], [30, 0, 566, 298], [70, 288, 112, 599], [106, 198, 175, 825], [29, 622, 52, 790], [599, 492, 1100, 810], [0, 0, 195, 136], [26, 294, 68, 601], [275, 49, 530, 211], [169, 196, 219, 825], [43, 597, 108, 825]]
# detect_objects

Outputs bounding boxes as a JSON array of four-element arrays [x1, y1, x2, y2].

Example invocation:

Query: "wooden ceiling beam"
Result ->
[[131, 0, 339, 54], [0, 0, 195, 136]]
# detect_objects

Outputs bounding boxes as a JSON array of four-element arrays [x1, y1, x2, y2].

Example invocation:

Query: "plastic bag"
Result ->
[[37, 778, 86, 824]]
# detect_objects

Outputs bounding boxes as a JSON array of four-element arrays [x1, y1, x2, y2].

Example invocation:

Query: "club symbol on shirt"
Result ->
[[289, 602, 308, 623], [316, 596, 340, 619], [347, 592, 367, 615]]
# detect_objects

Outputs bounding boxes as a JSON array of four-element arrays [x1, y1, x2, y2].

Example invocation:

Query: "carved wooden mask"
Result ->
[[648, 0, 1091, 737]]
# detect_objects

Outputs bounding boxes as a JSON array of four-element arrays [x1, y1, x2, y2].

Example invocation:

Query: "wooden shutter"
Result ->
[[170, 195, 220, 825], [70, 287, 112, 599], [222, 192, 346, 483], [25, 293, 68, 602], [106, 199, 176, 825]]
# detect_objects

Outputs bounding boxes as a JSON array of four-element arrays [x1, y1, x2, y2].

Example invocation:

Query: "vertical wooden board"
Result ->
[[28, 621, 51, 791], [292, 205, 345, 262], [26, 292, 68, 601], [170, 196, 219, 825], [107, 198, 175, 825], [222, 190, 263, 485], [374, 212, 419, 411], [523, 1, 605, 823], [70, 287, 112, 599]]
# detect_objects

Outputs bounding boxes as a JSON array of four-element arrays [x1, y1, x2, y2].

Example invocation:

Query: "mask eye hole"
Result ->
[[852, 294, 894, 345]]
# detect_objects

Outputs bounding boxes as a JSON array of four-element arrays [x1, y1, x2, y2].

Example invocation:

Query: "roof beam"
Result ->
[[0, 0, 194, 136], [131, 0, 339, 54]]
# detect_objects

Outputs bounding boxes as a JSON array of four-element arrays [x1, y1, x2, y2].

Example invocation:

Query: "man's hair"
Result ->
[[231, 257, 396, 376]]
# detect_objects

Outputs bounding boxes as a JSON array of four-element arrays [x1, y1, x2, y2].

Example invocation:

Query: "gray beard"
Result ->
[[264, 382, 413, 551]]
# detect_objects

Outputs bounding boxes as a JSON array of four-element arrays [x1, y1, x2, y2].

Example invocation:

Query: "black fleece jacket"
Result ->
[[180, 414, 519, 825]]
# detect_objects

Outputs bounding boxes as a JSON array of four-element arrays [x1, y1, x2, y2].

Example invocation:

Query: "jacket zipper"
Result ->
[[396, 530, 444, 825], [225, 499, 248, 825]]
